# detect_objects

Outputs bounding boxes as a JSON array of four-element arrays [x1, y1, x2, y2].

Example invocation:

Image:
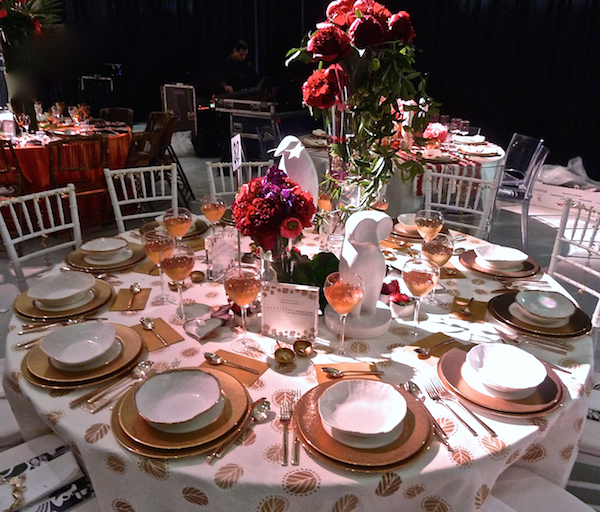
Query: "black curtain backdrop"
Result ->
[[7, 0, 600, 179]]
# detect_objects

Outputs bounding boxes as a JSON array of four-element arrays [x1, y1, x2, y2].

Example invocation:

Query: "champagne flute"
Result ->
[[402, 257, 440, 326], [415, 209, 444, 241], [163, 207, 193, 240], [324, 272, 365, 356], [199, 195, 226, 226], [160, 242, 195, 321], [224, 265, 262, 354], [421, 233, 454, 306], [141, 226, 176, 305]]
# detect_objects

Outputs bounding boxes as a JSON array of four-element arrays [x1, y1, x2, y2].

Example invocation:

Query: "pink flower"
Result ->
[[280, 217, 303, 239], [423, 122, 448, 142]]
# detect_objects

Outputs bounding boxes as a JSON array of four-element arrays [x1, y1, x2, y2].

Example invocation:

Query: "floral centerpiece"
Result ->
[[0, 0, 60, 45], [287, 0, 436, 210], [422, 122, 448, 148]]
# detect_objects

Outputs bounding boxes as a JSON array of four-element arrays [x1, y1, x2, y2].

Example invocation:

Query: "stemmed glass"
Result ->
[[421, 233, 454, 306], [141, 227, 176, 305], [200, 195, 226, 226], [16, 114, 30, 136], [402, 257, 440, 326], [164, 207, 193, 240], [324, 272, 365, 356], [160, 243, 195, 321], [415, 209, 444, 241], [224, 265, 262, 354]]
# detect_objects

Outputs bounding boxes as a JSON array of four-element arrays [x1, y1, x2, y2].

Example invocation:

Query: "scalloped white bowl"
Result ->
[[516, 290, 576, 321], [41, 322, 116, 367], [474, 245, 528, 269], [81, 237, 128, 261], [28, 272, 95, 307], [396, 213, 418, 234], [466, 343, 547, 399], [134, 369, 223, 434]]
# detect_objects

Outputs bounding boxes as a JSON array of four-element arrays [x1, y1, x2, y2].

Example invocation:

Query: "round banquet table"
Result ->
[[2, 225, 594, 512]]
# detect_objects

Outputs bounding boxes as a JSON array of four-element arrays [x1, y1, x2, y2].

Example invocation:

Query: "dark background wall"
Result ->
[[6, 0, 600, 179]]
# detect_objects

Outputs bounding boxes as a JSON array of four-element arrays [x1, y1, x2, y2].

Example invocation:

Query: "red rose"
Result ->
[[348, 15, 385, 48], [33, 19, 42, 33], [353, 0, 391, 26], [0, 10, 7, 19], [280, 217, 303, 239], [307, 22, 352, 62], [387, 11, 416, 44], [390, 292, 414, 304], [326, 0, 356, 27], [302, 68, 338, 109]]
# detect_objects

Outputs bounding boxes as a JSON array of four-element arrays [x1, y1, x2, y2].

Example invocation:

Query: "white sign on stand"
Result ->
[[205, 226, 238, 281], [231, 134, 242, 172]]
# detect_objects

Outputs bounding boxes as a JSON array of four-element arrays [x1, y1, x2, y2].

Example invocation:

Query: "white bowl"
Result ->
[[318, 379, 407, 445], [81, 237, 128, 261], [396, 213, 418, 234], [515, 290, 576, 321], [134, 369, 223, 434], [41, 322, 116, 367], [474, 245, 528, 269], [28, 272, 96, 308], [466, 343, 547, 399]]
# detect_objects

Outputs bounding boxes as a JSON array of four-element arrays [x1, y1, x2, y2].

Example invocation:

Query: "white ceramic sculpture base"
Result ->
[[324, 302, 392, 339]]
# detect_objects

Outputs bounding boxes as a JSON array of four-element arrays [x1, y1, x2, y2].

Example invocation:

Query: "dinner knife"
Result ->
[[19, 317, 108, 335]]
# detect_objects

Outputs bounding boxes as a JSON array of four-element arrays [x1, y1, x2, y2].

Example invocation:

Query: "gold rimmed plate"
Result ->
[[140, 219, 209, 240], [14, 279, 114, 321], [488, 292, 591, 338], [117, 368, 249, 450], [24, 324, 144, 385], [459, 250, 540, 278], [294, 381, 432, 469], [437, 348, 566, 417], [67, 243, 146, 271]]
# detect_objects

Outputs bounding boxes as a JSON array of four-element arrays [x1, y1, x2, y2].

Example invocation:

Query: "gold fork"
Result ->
[[280, 400, 292, 466]]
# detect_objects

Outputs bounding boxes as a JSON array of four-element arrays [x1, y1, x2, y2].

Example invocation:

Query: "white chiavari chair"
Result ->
[[205, 160, 273, 204]]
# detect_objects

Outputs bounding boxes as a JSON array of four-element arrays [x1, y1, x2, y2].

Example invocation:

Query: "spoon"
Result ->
[[203, 352, 259, 374], [321, 367, 385, 378], [293, 339, 315, 357], [140, 317, 168, 347], [460, 297, 474, 316], [60, 266, 110, 280], [207, 398, 271, 462], [413, 338, 458, 360], [127, 283, 142, 309], [274, 341, 295, 364]]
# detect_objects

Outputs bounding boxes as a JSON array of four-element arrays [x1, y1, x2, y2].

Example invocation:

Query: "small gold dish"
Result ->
[[190, 271, 205, 283]]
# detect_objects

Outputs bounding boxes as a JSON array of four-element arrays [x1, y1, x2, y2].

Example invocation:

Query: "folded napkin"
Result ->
[[450, 297, 487, 323], [110, 288, 151, 311], [314, 362, 381, 385], [131, 318, 184, 351], [380, 239, 412, 251], [199, 349, 269, 387], [403, 332, 470, 366], [440, 263, 465, 279], [134, 261, 160, 276]]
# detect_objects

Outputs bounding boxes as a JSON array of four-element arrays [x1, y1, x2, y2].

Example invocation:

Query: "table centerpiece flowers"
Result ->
[[287, 0, 437, 212], [231, 165, 317, 281]]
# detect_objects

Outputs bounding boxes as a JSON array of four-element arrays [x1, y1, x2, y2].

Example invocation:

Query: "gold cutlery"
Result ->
[[140, 317, 168, 347], [88, 368, 157, 414], [291, 390, 301, 466], [280, 400, 292, 466], [14, 337, 44, 350], [18, 317, 108, 335], [460, 298, 474, 316]]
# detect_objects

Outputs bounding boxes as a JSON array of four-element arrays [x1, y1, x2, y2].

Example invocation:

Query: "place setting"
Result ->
[[459, 244, 541, 278], [66, 237, 147, 272]]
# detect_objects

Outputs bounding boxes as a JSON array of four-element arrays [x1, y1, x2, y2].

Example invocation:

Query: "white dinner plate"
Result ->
[[83, 248, 133, 265], [50, 338, 123, 372], [508, 302, 570, 328]]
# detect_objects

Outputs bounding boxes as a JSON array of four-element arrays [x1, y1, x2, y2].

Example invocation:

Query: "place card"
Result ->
[[199, 349, 269, 387], [110, 288, 151, 311], [261, 282, 319, 340], [131, 318, 184, 351], [205, 226, 237, 280]]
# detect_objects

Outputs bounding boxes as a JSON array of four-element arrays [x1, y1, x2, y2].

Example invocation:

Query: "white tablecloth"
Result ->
[[3, 228, 593, 512]]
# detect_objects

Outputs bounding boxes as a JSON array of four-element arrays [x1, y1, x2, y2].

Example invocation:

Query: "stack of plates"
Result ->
[[21, 324, 144, 390], [459, 250, 540, 278], [67, 243, 146, 272], [294, 380, 432, 472], [111, 368, 251, 459]]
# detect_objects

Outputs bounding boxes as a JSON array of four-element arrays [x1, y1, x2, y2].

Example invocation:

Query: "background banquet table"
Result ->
[[3, 225, 593, 512]]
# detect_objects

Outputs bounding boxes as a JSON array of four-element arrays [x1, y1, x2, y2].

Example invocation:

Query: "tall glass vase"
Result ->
[[325, 104, 353, 183], [260, 235, 291, 283]]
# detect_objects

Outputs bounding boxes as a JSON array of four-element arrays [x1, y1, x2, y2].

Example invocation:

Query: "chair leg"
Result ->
[[521, 201, 530, 251]]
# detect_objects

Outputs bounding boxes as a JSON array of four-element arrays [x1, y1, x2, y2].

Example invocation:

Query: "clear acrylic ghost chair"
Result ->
[[104, 163, 178, 233], [422, 164, 503, 239], [205, 160, 273, 204], [0, 183, 82, 291]]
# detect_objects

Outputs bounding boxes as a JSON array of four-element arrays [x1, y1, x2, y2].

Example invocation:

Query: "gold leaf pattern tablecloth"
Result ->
[[4, 228, 593, 512]]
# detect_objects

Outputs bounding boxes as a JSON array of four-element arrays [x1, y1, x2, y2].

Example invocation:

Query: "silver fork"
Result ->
[[430, 374, 497, 437], [280, 400, 292, 466], [423, 378, 478, 436], [291, 390, 301, 465]]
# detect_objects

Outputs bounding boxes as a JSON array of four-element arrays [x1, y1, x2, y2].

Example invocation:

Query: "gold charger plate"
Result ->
[[294, 381, 432, 468], [459, 250, 540, 278], [117, 367, 249, 450], [67, 243, 146, 271], [437, 348, 566, 417], [140, 219, 209, 239], [488, 292, 591, 338], [24, 324, 144, 384], [13, 279, 114, 321]]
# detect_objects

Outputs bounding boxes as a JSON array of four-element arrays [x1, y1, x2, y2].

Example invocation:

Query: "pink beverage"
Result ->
[[164, 216, 193, 238], [403, 270, 439, 297], [201, 202, 226, 223], [143, 237, 174, 264], [415, 217, 443, 240], [225, 274, 261, 307], [161, 253, 195, 281], [422, 241, 453, 267], [324, 282, 364, 315]]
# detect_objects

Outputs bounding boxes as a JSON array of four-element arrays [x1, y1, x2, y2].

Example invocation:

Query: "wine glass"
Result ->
[[224, 265, 263, 354], [421, 233, 454, 306], [163, 207, 193, 240], [402, 257, 440, 326], [141, 226, 176, 305], [415, 209, 444, 241], [160, 242, 195, 321], [16, 114, 30, 135], [324, 272, 365, 356], [199, 195, 226, 226]]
